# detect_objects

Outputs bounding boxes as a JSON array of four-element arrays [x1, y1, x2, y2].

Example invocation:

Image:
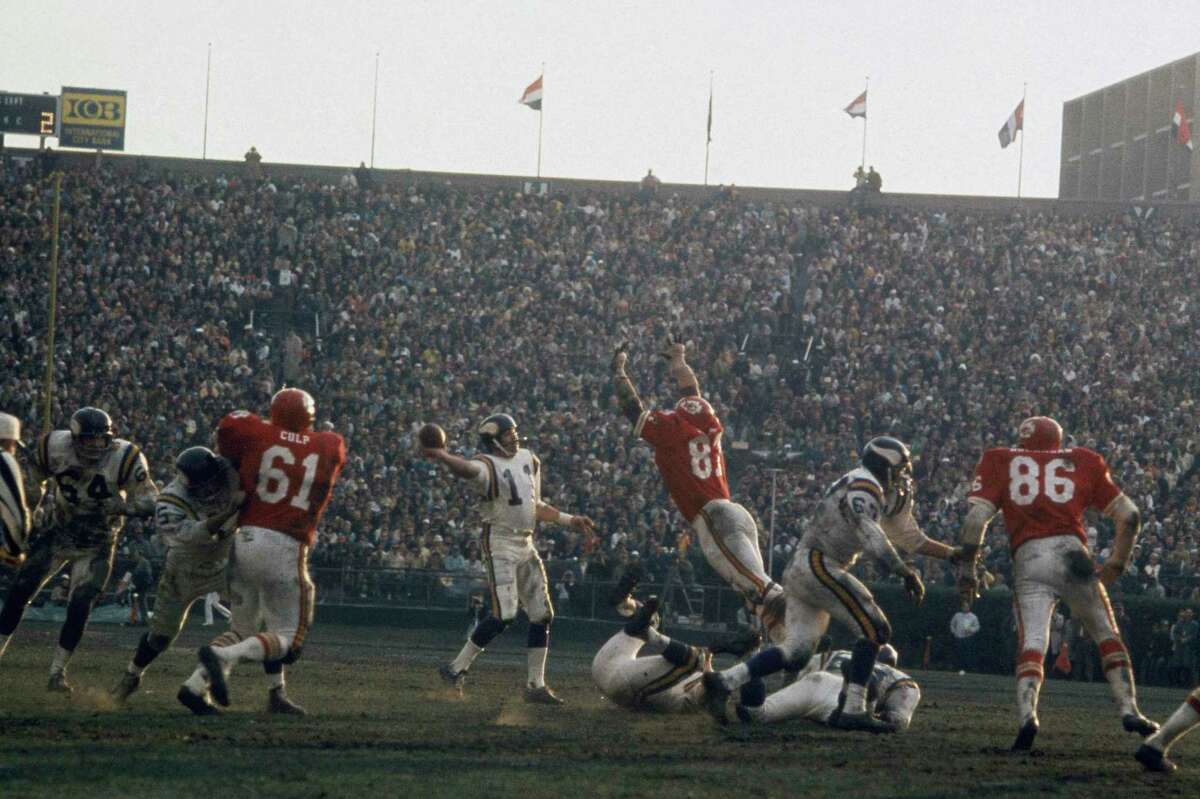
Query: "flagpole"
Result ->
[[202, 42, 212, 159], [704, 71, 713, 186], [861, 76, 869, 171], [536, 62, 545, 179], [1017, 82, 1027, 199], [370, 51, 380, 168]]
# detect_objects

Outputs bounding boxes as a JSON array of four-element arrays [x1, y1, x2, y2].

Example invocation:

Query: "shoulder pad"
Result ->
[[844, 468, 885, 503], [115, 441, 145, 486]]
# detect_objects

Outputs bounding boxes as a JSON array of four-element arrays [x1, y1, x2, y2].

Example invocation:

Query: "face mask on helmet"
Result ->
[[176, 447, 227, 503], [861, 436, 913, 517], [70, 408, 114, 464], [478, 414, 519, 458]]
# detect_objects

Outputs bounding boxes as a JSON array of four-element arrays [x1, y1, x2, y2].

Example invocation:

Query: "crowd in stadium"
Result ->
[[3, 154, 1200, 610]]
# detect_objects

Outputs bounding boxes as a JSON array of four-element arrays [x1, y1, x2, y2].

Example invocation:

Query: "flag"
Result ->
[[519, 75, 543, 111], [998, 99, 1024, 149], [844, 90, 867, 119], [706, 87, 713, 143], [1174, 99, 1193, 151]]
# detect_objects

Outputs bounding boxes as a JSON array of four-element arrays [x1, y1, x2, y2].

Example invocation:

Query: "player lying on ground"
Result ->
[[611, 335, 784, 637], [591, 595, 760, 713], [703, 437, 946, 733], [730, 643, 919, 733], [426, 413, 595, 705], [957, 415, 1157, 752]]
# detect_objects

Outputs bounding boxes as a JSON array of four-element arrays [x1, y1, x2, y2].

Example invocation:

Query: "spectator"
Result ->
[[866, 165, 882, 192], [1169, 608, 1198, 686], [949, 599, 981, 673]]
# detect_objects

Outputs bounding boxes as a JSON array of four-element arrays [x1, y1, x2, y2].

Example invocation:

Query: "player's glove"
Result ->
[[901, 566, 925, 607], [611, 341, 629, 375], [659, 328, 686, 362]]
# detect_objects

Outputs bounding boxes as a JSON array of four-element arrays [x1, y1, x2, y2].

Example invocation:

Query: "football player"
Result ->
[[0, 412, 32, 568], [1135, 688, 1200, 773], [702, 437, 934, 733], [611, 336, 785, 637], [957, 416, 1157, 751], [426, 412, 595, 705], [0, 407, 157, 692], [733, 644, 920, 733], [591, 596, 760, 714], [110, 447, 244, 710], [182, 389, 345, 715]]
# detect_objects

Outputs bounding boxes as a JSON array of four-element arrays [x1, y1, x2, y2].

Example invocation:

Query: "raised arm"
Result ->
[[661, 332, 700, 399], [611, 344, 646, 426]]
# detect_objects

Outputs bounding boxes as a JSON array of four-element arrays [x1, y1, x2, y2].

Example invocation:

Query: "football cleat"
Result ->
[[707, 629, 762, 659], [523, 685, 565, 706], [177, 686, 221, 716], [197, 646, 230, 707], [609, 569, 642, 617], [110, 672, 142, 704], [1134, 743, 1177, 773], [47, 671, 73, 694], [701, 672, 732, 726], [1011, 718, 1039, 752], [1122, 713, 1160, 737], [623, 596, 660, 640], [830, 709, 892, 734], [267, 686, 307, 716], [438, 663, 466, 694]]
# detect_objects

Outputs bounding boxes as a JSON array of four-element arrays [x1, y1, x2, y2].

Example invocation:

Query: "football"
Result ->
[[418, 422, 447, 449]]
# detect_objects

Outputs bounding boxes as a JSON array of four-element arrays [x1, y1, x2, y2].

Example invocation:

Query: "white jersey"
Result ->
[[799, 467, 925, 568], [155, 478, 238, 577], [30, 430, 157, 548], [823, 649, 921, 730], [471, 449, 540, 535]]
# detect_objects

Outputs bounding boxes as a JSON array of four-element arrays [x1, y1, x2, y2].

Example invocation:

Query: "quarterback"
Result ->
[[426, 413, 594, 705]]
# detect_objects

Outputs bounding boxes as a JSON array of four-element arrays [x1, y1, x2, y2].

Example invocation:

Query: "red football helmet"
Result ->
[[1018, 416, 1063, 450], [270, 388, 316, 432], [674, 396, 717, 431]]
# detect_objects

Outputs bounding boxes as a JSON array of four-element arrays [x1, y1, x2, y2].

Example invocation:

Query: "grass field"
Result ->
[[0, 619, 1197, 798]]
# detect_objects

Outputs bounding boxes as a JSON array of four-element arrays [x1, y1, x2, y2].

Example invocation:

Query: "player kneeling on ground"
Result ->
[[592, 593, 760, 714]]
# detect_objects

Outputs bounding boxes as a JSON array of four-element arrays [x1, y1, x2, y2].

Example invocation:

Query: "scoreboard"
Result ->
[[0, 93, 58, 136]]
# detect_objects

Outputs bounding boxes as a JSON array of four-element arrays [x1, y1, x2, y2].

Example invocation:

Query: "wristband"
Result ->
[[557, 512, 576, 526]]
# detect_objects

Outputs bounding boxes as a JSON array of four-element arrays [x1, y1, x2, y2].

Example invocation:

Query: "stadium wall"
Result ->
[[7, 146, 1200, 219]]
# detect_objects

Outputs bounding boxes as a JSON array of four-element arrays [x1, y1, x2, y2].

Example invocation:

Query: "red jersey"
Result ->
[[636, 396, 730, 522], [967, 446, 1122, 553], [217, 411, 346, 546]]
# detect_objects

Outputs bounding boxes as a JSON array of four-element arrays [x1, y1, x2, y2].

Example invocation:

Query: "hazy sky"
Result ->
[[4, 2, 1198, 198]]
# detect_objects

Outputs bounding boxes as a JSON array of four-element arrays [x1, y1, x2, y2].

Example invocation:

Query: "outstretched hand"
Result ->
[[611, 341, 629, 374], [659, 327, 686, 361]]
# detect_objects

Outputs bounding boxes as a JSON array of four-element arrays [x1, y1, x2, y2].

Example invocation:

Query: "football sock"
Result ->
[[1145, 689, 1200, 753], [220, 633, 285, 664], [527, 647, 549, 689], [1015, 675, 1043, 724], [844, 682, 869, 715], [1097, 639, 1137, 715], [183, 666, 208, 695], [660, 640, 695, 668], [739, 678, 767, 709], [130, 633, 165, 673], [50, 645, 71, 675], [451, 640, 484, 674], [263, 661, 286, 690]]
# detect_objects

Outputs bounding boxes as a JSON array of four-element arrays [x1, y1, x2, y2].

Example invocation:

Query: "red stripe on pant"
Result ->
[[1098, 638, 1130, 672], [1016, 649, 1044, 681]]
